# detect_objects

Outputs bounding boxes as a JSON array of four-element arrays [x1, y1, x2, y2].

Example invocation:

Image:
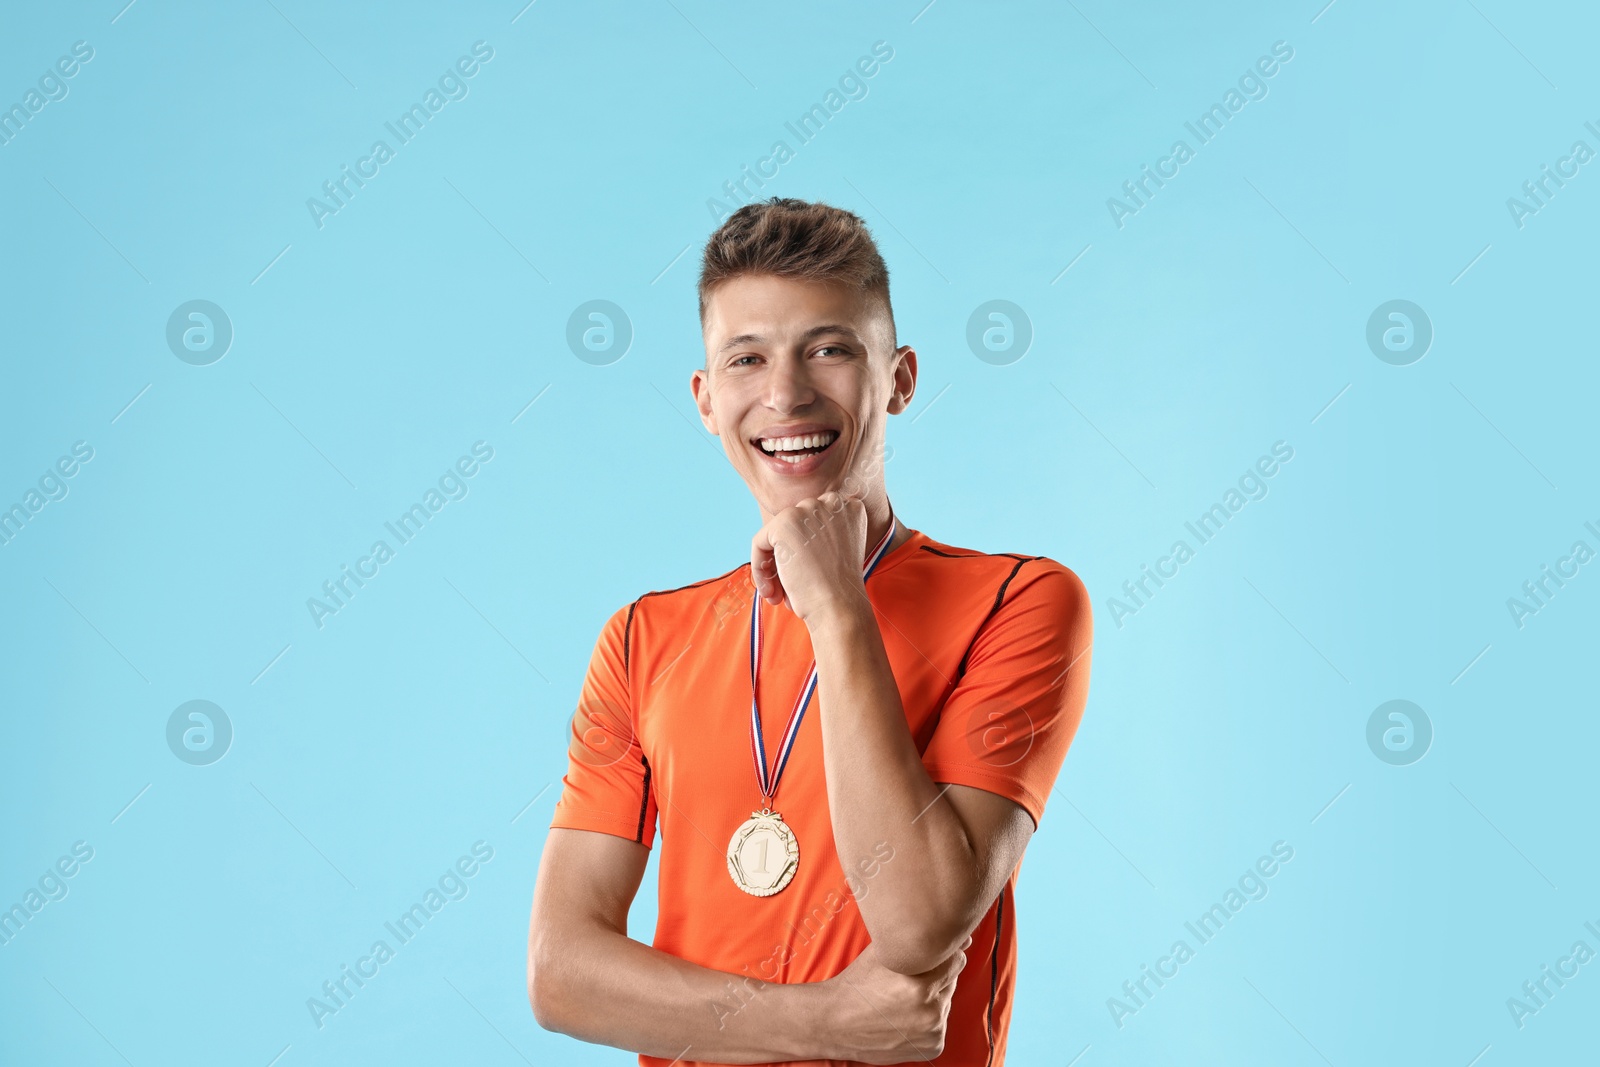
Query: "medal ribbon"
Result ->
[[748, 510, 899, 804]]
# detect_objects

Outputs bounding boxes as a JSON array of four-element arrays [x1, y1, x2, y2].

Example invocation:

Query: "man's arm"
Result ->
[[529, 827, 832, 1062], [810, 604, 1036, 976], [528, 827, 970, 1064]]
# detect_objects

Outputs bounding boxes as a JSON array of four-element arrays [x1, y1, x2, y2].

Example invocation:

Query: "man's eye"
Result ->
[[816, 345, 846, 356]]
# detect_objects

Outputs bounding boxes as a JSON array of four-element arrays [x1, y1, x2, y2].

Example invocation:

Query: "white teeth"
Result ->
[[757, 431, 838, 453]]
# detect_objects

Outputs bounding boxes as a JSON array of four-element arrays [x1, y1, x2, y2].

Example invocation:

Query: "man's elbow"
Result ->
[[872, 924, 967, 976], [527, 941, 571, 1034]]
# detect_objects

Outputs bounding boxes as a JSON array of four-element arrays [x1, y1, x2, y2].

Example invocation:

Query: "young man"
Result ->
[[528, 198, 1092, 1066]]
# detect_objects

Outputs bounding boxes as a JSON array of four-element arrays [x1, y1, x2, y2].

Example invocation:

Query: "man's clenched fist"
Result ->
[[750, 491, 871, 626]]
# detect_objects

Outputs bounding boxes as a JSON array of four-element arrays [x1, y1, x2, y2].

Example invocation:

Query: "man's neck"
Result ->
[[872, 507, 911, 558]]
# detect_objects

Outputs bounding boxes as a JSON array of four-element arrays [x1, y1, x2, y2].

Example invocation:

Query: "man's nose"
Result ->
[[764, 352, 816, 409]]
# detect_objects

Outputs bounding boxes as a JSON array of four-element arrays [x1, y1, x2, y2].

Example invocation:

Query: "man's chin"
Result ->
[[746, 474, 801, 503], [758, 476, 852, 514], [737, 448, 861, 513]]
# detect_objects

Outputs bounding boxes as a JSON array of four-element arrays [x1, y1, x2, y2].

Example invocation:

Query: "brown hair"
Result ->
[[698, 198, 896, 358]]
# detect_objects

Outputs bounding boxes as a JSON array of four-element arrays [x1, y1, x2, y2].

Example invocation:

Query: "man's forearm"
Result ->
[[810, 600, 982, 972], [531, 921, 839, 1063]]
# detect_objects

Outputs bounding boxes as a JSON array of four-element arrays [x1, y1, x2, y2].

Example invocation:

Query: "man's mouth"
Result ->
[[753, 429, 841, 465]]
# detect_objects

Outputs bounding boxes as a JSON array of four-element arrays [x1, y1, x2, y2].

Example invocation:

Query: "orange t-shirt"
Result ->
[[549, 527, 1093, 1066]]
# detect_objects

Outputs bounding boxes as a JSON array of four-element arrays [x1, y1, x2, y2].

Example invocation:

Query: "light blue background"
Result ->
[[3, 1, 1596, 1064]]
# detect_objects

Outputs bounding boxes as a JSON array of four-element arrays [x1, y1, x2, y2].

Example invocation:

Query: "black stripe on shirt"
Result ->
[[626, 562, 750, 669], [919, 544, 1040, 563], [635, 755, 653, 844], [985, 892, 1005, 1067], [955, 556, 1041, 682]]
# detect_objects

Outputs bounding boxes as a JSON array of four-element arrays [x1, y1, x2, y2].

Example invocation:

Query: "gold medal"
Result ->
[[726, 808, 800, 897]]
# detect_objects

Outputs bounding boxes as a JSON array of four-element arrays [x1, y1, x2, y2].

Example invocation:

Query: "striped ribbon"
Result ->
[[748, 510, 899, 803]]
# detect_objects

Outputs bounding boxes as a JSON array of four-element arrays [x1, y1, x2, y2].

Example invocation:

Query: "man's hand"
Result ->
[[818, 937, 972, 1065], [750, 491, 870, 624]]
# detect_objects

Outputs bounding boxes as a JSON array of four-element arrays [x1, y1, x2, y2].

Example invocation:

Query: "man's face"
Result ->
[[691, 273, 915, 520]]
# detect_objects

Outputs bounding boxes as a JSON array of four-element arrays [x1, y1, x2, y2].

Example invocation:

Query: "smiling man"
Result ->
[[528, 198, 1093, 1066]]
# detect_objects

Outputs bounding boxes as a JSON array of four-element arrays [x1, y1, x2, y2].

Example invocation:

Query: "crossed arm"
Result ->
[[527, 789, 1014, 1064], [528, 828, 846, 1063], [526, 597, 1037, 1060]]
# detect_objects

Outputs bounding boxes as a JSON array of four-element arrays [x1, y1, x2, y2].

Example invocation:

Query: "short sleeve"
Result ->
[[549, 601, 659, 848], [920, 562, 1092, 830]]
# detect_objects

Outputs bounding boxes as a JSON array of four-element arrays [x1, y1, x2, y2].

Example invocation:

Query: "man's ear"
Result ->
[[885, 345, 917, 415], [690, 367, 719, 434]]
